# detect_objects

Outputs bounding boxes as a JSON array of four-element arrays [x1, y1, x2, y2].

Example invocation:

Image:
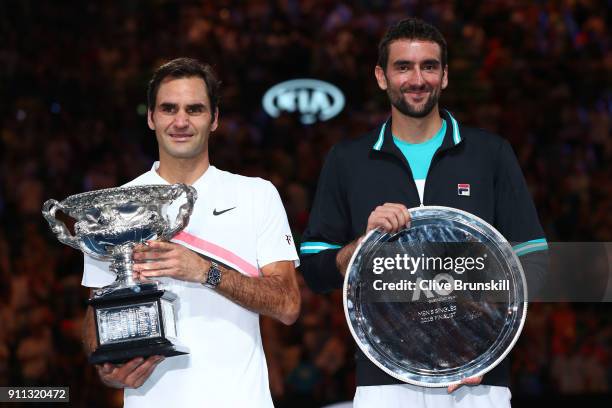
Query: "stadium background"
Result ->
[[0, 0, 610, 406]]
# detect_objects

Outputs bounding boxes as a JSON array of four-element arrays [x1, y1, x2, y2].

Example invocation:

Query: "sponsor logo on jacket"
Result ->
[[458, 183, 470, 196]]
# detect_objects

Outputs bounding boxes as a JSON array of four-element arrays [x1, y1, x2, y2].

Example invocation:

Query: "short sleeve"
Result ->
[[254, 181, 299, 268]]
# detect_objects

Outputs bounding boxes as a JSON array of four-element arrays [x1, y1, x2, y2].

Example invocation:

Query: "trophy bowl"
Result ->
[[343, 206, 527, 387], [43, 184, 197, 364]]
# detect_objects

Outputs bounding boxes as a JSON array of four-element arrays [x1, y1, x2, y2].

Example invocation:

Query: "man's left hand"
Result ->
[[447, 376, 482, 393], [132, 241, 209, 283]]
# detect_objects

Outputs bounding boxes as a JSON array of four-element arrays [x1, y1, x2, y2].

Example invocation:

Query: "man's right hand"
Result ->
[[366, 203, 411, 234], [337, 203, 411, 276], [95, 356, 164, 389]]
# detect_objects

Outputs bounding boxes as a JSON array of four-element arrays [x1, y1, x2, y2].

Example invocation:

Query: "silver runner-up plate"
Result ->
[[343, 206, 527, 387]]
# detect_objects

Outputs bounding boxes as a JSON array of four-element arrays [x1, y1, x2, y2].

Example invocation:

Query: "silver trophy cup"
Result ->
[[344, 206, 527, 387], [43, 184, 197, 364]]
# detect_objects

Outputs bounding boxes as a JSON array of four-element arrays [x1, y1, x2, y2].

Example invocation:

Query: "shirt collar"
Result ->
[[372, 109, 462, 153], [149, 161, 217, 189]]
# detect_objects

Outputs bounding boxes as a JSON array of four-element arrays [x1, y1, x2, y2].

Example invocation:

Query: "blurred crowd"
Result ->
[[0, 0, 610, 406]]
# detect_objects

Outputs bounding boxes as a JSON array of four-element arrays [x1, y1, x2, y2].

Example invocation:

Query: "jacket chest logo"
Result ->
[[458, 184, 470, 196]]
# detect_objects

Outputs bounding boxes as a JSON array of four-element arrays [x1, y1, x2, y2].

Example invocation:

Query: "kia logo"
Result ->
[[262, 79, 345, 125]]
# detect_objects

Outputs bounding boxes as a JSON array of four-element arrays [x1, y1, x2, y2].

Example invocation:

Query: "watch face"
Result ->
[[207, 266, 221, 287]]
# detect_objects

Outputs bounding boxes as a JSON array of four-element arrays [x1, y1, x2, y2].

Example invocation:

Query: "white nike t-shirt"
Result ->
[[83, 163, 299, 408]]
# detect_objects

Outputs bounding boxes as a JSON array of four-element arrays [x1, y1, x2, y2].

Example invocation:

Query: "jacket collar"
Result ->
[[371, 109, 462, 155]]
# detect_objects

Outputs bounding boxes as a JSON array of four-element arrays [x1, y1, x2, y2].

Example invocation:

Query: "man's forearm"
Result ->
[[133, 242, 300, 324], [335, 237, 361, 277], [214, 262, 300, 325], [300, 249, 344, 293], [299, 237, 361, 294]]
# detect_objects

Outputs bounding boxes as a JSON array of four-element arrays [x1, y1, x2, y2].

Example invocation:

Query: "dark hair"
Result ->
[[147, 57, 220, 114], [377, 18, 448, 70]]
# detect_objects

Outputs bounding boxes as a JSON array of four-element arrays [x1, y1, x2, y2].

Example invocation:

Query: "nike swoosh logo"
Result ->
[[213, 207, 236, 216]]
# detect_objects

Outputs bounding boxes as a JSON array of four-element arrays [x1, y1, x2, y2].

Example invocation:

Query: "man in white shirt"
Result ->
[[82, 57, 301, 407]]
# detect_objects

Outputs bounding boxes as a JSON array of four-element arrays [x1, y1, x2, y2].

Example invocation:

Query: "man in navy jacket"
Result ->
[[300, 18, 548, 407]]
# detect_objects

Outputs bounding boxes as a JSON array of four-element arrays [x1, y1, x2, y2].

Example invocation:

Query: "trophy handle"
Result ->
[[160, 184, 197, 240], [42, 199, 82, 251]]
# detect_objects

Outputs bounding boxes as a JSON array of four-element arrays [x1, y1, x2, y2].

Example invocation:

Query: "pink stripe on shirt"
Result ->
[[173, 231, 259, 277]]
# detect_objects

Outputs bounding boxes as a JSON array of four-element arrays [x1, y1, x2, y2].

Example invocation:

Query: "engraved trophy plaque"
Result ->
[[43, 184, 196, 364], [344, 206, 527, 387]]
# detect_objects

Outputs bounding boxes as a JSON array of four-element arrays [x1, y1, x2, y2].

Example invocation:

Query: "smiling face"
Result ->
[[147, 76, 218, 162], [375, 39, 448, 118]]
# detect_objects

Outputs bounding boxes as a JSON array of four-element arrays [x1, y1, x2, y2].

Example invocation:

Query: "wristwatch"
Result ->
[[203, 261, 222, 289]]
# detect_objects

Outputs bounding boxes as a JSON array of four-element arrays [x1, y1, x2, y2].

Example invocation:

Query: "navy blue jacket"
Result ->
[[299, 109, 548, 387]]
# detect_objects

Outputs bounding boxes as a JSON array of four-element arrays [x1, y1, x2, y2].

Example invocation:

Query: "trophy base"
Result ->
[[89, 338, 189, 365], [88, 283, 188, 365]]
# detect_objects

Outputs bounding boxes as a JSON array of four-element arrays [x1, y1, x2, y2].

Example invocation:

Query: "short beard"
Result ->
[[388, 84, 440, 118]]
